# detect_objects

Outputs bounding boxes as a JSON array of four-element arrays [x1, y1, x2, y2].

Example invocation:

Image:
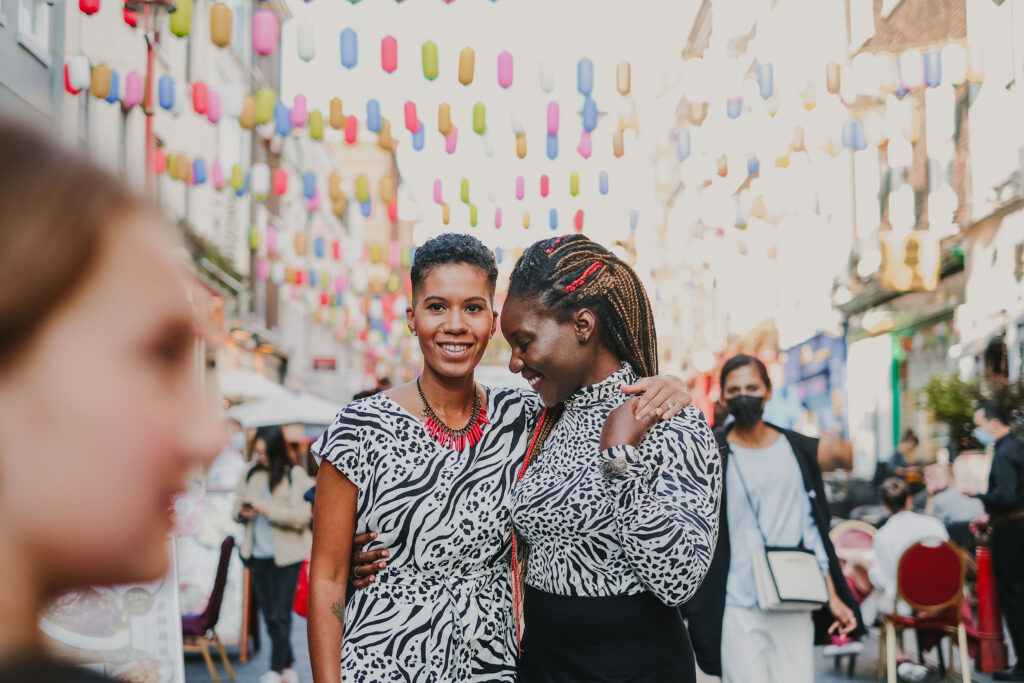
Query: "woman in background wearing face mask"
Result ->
[[680, 354, 863, 683]]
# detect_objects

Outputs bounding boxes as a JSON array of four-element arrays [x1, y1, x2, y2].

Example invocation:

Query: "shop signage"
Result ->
[[313, 357, 336, 371]]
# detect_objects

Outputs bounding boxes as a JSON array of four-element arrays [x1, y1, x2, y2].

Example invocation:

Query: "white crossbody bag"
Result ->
[[731, 456, 829, 612]]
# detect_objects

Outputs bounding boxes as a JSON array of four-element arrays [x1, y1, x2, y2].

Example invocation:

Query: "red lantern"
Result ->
[[332, 240, 341, 260], [540, 174, 549, 198], [192, 82, 209, 115], [153, 148, 167, 175], [80, 0, 101, 14], [387, 201, 398, 222], [295, 269, 305, 286], [320, 292, 329, 307], [64, 63, 82, 95], [345, 115, 358, 144], [123, 5, 138, 25], [574, 210, 584, 232], [272, 168, 288, 196]]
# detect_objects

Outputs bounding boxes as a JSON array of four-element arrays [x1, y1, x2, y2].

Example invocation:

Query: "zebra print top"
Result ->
[[511, 364, 723, 607], [311, 386, 541, 682]]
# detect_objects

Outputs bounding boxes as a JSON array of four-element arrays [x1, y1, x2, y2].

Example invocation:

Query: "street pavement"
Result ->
[[185, 616, 1001, 682]]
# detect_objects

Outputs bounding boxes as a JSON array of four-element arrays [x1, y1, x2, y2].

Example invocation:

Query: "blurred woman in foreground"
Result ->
[[0, 123, 220, 680]]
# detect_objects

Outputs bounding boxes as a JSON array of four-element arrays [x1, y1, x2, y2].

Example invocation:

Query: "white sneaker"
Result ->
[[258, 672, 282, 683], [823, 640, 866, 656], [897, 662, 929, 681], [281, 668, 300, 683]]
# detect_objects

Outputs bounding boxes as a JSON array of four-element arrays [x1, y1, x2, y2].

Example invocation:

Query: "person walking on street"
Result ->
[[681, 354, 862, 683], [235, 426, 313, 683], [970, 402, 1024, 681]]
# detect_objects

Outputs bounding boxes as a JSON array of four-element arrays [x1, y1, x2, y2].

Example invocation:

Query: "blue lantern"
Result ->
[[924, 50, 942, 87], [309, 269, 317, 286], [577, 58, 594, 96], [340, 28, 358, 69], [275, 102, 292, 137], [366, 99, 381, 133], [361, 199, 372, 217], [674, 128, 691, 161], [192, 158, 207, 185], [495, 247, 503, 264], [853, 120, 867, 150], [746, 155, 760, 176], [599, 170, 609, 195], [105, 71, 120, 104], [158, 75, 174, 110], [314, 236, 325, 259], [549, 208, 558, 230], [629, 209, 638, 230], [582, 98, 598, 132], [546, 133, 558, 160], [727, 97, 742, 119], [303, 172, 316, 200], [235, 173, 248, 198], [412, 123, 425, 151], [756, 63, 774, 99]]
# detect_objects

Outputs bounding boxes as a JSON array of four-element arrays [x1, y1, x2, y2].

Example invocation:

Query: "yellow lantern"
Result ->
[[458, 47, 475, 85], [328, 172, 342, 200], [442, 202, 450, 225], [239, 95, 256, 130], [175, 155, 189, 182], [210, 3, 232, 48], [613, 130, 624, 158], [332, 194, 347, 217], [356, 175, 369, 203], [295, 233, 307, 255], [378, 118, 395, 151], [515, 132, 527, 159], [329, 98, 344, 129], [438, 102, 452, 137], [825, 62, 841, 94], [616, 61, 631, 96], [379, 176, 396, 204], [523, 212, 531, 229], [90, 64, 111, 99], [256, 88, 275, 125], [170, 0, 192, 38], [570, 172, 579, 197]]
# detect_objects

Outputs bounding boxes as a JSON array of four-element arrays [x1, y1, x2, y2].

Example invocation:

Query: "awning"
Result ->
[[220, 368, 291, 402], [227, 392, 342, 429]]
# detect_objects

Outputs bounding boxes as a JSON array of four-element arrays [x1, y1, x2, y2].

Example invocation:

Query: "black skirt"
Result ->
[[517, 585, 696, 683]]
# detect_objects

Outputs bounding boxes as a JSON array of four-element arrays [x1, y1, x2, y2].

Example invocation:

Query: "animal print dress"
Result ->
[[311, 387, 540, 682]]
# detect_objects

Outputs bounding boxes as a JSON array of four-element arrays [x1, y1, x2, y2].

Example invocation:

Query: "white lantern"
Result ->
[[68, 55, 92, 91], [899, 49, 924, 90], [172, 80, 187, 117], [509, 105, 524, 134], [297, 20, 315, 62], [539, 61, 555, 94], [223, 83, 244, 119], [251, 162, 271, 198], [483, 131, 495, 157]]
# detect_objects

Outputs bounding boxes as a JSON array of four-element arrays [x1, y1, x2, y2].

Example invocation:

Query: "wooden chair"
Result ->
[[879, 538, 971, 683], [182, 536, 236, 683]]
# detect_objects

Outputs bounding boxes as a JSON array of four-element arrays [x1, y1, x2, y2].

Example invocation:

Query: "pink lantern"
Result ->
[[123, 71, 142, 108], [211, 161, 225, 189], [497, 50, 513, 89], [308, 189, 320, 212], [272, 168, 288, 196], [390, 242, 400, 266], [256, 260, 270, 281], [547, 102, 559, 135], [334, 275, 344, 294], [252, 10, 278, 57], [381, 35, 398, 73], [433, 179, 443, 203], [192, 82, 209, 115], [574, 210, 584, 232], [515, 175, 525, 200], [387, 201, 398, 222], [495, 207, 503, 228], [332, 240, 341, 260], [445, 127, 458, 154], [206, 89, 221, 123], [153, 148, 167, 175], [578, 131, 592, 159], [266, 226, 278, 253], [540, 174, 549, 198], [291, 94, 308, 127], [320, 292, 329, 307], [345, 115, 358, 144], [339, 272, 350, 292], [404, 101, 419, 132]]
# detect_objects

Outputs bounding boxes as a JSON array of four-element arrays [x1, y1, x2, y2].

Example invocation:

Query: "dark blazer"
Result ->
[[680, 422, 866, 677]]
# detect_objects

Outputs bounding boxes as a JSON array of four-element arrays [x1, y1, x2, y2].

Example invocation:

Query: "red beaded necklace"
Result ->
[[417, 378, 490, 450]]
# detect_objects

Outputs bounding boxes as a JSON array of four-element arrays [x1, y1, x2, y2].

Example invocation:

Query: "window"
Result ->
[[849, 0, 874, 49], [18, 0, 51, 65]]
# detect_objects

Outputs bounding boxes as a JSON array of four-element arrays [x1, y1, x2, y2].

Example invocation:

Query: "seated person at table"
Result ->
[[924, 464, 984, 525]]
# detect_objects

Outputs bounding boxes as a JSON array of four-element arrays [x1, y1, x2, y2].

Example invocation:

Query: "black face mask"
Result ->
[[726, 395, 765, 428]]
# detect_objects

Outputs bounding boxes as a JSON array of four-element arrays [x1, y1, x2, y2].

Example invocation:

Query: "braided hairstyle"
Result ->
[[507, 234, 658, 377]]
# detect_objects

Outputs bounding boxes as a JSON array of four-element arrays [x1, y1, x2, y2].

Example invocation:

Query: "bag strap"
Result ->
[[729, 452, 769, 546]]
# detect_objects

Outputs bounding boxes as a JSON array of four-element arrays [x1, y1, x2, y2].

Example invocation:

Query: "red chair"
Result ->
[[879, 538, 971, 683], [182, 536, 236, 683]]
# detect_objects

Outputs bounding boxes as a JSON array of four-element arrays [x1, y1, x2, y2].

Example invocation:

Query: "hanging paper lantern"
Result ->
[[309, 110, 323, 140], [387, 201, 398, 222], [967, 43, 984, 82], [412, 123, 425, 150], [253, 10, 279, 56], [312, 236, 325, 259], [255, 260, 269, 281], [577, 58, 593, 96], [221, 84, 242, 118], [104, 70, 120, 104], [746, 155, 760, 176], [211, 161, 225, 190], [825, 62, 841, 94], [539, 61, 555, 93], [422, 40, 439, 80], [272, 168, 288, 196], [574, 210, 584, 233], [459, 178, 470, 204], [172, 81, 187, 117], [90, 64, 111, 99], [540, 174, 549, 198], [380, 176, 396, 204], [294, 234, 307, 256], [942, 43, 967, 85], [71, 56, 94, 93], [302, 172, 316, 200], [251, 163, 271, 198], [175, 155, 190, 182], [549, 209, 558, 231], [153, 148, 167, 176], [864, 112, 884, 146], [581, 98, 598, 132], [256, 88, 275, 124], [493, 208, 503, 229], [617, 61, 631, 96], [433, 179, 443, 203], [274, 102, 292, 136], [497, 50, 513, 89], [206, 90, 221, 123], [801, 82, 817, 111], [378, 118, 395, 151], [756, 63, 773, 99], [344, 115, 358, 144], [688, 101, 708, 125], [459, 47, 475, 85], [210, 3, 231, 47], [329, 98, 344, 128], [578, 131, 592, 159], [328, 173, 342, 200], [569, 172, 579, 197], [291, 95, 308, 128], [442, 202, 451, 225], [629, 210, 639, 231], [165, 154, 177, 180], [515, 176, 525, 200], [613, 130, 624, 158], [716, 155, 728, 177], [239, 95, 256, 129], [332, 240, 341, 260], [248, 226, 260, 251], [64, 64, 80, 96], [365, 99, 382, 132], [170, 0, 191, 37], [547, 102, 559, 135], [121, 71, 141, 108], [381, 35, 398, 73], [599, 171, 609, 195], [230, 164, 244, 191], [404, 101, 419, 132], [309, 188, 320, 212], [270, 262, 285, 285], [899, 49, 924, 90], [726, 97, 742, 119], [192, 158, 207, 185], [356, 175, 369, 203], [158, 75, 175, 110], [469, 205, 478, 227], [878, 55, 899, 93], [924, 50, 941, 87], [192, 81, 209, 115], [547, 135, 558, 159], [340, 28, 358, 68], [515, 132, 527, 159], [674, 128, 690, 161], [445, 127, 458, 154], [473, 102, 486, 134], [123, 6, 137, 27], [332, 194, 348, 217]]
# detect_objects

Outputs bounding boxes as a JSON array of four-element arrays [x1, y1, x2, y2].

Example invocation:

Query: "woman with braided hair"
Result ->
[[502, 234, 722, 682], [308, 233, 693, 683]]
